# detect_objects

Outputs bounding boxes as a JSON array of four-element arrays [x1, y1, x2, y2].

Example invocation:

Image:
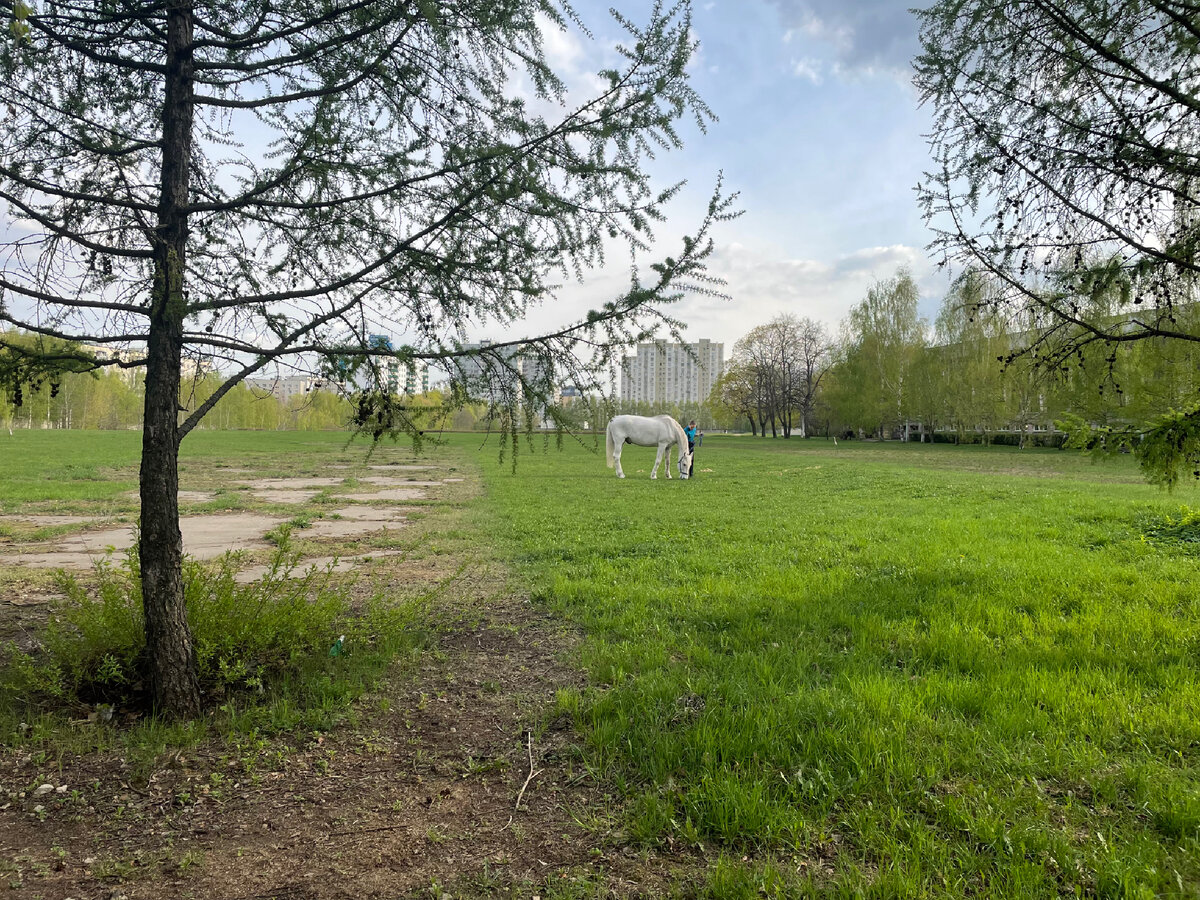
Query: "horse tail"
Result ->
[[605, 422, 615, 468]]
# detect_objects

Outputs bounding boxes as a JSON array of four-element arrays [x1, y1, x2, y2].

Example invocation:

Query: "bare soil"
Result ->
[[0, 514, 287, 571], [0, 596, 701, 899]]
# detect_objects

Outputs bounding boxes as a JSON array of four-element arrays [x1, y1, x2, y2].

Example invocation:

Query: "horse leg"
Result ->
[[614, 443, 625, 478], [665, 444, 673, 479], [651, 446, 662, 479]]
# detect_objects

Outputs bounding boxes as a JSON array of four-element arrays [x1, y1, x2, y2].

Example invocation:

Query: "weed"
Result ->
[[1141, 505, 1200, 548]]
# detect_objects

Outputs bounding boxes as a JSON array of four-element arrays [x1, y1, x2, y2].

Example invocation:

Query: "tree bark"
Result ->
[[141, 1, 201, 718]]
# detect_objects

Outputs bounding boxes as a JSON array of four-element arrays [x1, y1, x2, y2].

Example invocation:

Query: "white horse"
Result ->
[[605, 414, 691, 480]]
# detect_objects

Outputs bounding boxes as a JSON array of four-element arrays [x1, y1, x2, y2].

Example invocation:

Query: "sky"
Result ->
[[2, 0, 949, 369], [510, 0, 949, 354]]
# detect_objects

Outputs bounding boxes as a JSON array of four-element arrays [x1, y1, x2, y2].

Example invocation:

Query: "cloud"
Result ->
[[688, 241, 939, 344], [764, 0, 920, 77], [830, 244, 924, 277], [789, 56, 823, 84]]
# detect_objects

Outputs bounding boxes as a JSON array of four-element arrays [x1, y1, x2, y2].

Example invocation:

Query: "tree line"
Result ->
[[0, 342, 532, 436], [711, 268, 1200, 446]]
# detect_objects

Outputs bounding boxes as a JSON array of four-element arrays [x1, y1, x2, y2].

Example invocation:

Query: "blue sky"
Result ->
[[519, 0, 948, 351]]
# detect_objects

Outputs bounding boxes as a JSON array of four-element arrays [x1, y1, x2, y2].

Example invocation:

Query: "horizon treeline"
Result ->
[[711, 268, 1200, 444]]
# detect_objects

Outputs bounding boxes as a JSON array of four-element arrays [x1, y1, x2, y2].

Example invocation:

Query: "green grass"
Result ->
[[467, 433, 1200, 898], [5, 428, 1199, 894]]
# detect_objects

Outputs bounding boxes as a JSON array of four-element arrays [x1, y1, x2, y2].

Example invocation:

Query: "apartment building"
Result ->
[[619, 339, 724, 405]]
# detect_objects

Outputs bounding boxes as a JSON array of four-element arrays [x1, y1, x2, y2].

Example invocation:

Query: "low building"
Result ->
[[244, 374, 330, 404]]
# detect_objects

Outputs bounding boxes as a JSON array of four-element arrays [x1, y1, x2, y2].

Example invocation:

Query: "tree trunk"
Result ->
[[141, 1, 201, 718]]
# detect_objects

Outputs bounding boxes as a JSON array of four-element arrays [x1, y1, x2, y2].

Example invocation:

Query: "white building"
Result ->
[[403, 361, 430, 395], [244, 374, 327, 404], [81, 344, 143, 384], [620, 339, 724, 405]]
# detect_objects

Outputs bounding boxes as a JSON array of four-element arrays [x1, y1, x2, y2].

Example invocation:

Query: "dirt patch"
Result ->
[[244, 477, 346, 489], [0, 515, 98, 527], [304, 517, 407, 539], [0, 514, 286, 570], [253, 489, 321, 504], [0, 588, 60, 653], [343, 489, 429, 503], [0, 592, 698, 898], [360, 477, 445, 487], [327, 506, 414, 522]]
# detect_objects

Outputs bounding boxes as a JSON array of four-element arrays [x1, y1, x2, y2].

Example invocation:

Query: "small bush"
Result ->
[[0, 534, 418, 715]]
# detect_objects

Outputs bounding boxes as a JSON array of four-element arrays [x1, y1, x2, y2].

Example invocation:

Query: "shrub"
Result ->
[[0, 531, 415, 715]]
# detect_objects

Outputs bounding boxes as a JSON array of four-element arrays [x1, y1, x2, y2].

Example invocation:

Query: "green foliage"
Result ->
[[0, 538, 407, 713], [1137, 405, 1200, 490], [1057, 404, 1200, 491], [0, 331, 101, 415], [828, 269, 927, 438]]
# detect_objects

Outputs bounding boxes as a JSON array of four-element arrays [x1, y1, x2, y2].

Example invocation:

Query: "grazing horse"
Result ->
[[605, 414, 691, 480]]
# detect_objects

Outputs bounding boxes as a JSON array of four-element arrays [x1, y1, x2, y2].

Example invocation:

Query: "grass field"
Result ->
[[470, 433, 1200, 898], [2, 429, 1199, 896]]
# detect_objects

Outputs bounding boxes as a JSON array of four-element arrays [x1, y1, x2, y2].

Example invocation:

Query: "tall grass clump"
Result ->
[[0, 531, 424, 727]]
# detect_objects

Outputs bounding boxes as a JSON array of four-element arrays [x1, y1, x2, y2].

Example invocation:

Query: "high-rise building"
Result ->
[[620, 339, 724, 405], [367, 334, 399, 393], [403, 361, 429, 395]]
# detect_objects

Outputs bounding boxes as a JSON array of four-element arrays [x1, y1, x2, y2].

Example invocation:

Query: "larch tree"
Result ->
[[915, 0, 1200, 481], [0, 0, 731, 715]]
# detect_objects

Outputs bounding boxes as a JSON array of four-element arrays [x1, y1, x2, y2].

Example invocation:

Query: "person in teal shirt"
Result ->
[[683, 420, 697, 477]]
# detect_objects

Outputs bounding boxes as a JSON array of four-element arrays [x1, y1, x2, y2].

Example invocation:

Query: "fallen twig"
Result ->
[[501, 730, 542, 830], [514, 730, 542, 812]]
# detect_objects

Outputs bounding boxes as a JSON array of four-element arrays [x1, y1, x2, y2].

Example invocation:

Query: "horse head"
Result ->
[[678, 451, 690, 480]]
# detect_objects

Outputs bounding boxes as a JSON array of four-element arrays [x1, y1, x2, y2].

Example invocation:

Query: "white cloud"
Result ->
[[790, 57, 823, 83], [763, 0, 920, 80], [690, 241, 938, 345]]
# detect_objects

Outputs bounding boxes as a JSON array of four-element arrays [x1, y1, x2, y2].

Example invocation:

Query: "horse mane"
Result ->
[[657, 415, 690, 455]]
